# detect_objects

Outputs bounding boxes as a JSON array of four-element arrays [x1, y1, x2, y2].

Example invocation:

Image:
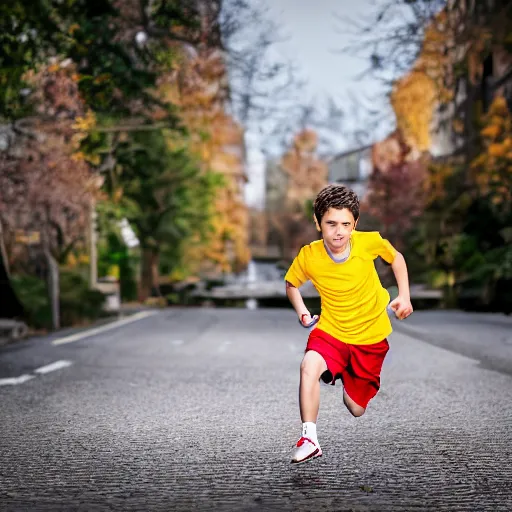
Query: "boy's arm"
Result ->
[[389, 252, 413, 320], [286, 281, 317, 326]]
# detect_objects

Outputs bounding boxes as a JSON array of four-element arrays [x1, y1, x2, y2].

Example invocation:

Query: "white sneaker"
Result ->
[[290, 436, 322, 464]]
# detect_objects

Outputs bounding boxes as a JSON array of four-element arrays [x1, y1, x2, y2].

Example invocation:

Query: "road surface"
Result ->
[[1, 308, 511, 511]]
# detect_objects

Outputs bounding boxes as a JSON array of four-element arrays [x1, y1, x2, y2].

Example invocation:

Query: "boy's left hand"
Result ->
[[389, 296, 413, 320]]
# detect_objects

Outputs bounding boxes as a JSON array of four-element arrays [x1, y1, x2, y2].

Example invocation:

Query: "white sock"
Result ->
[[302, 422, 318, 445]]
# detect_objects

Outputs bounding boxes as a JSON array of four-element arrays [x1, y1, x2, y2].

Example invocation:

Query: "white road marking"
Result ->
[[0, 375, 34, 386], [52, 310, 158, 346], [34, 360, 73, 374], [0, 360, 73, 387]]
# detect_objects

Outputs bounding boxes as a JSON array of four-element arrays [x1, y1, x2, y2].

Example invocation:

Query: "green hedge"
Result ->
[[11, 271, 106, 330]]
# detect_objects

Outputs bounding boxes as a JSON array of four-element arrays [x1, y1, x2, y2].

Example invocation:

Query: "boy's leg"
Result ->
[[299, 350, 328, 423], [291, 350, 327, 464], [343, 389, 366, 417], [292, 329, 349, 464], [341, 339, 390, 417]]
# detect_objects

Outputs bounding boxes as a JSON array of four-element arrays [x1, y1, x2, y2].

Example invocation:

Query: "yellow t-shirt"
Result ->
[[284, 230, 397, 345]]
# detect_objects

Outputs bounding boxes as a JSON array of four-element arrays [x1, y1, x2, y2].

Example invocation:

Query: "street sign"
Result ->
[[14, 230, 40, 245]]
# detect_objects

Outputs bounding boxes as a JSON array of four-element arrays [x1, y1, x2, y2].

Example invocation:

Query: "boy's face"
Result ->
[[315, 207, 357, 253]]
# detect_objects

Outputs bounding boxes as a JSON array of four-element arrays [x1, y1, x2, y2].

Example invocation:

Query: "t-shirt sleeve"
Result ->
[[368, 232, 397, 264], [284, 247, 309, 287]]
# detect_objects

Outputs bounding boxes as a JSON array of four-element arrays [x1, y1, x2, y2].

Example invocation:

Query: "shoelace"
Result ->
[[296, 436, 316, 448]]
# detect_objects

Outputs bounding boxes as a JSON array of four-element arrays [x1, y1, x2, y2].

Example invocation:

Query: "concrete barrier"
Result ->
[[0, 319, 28, 345]]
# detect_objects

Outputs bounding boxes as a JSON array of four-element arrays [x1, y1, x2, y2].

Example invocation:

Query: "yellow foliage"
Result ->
[[488, 143, 506, 158], [160, 48, 250, 276], [68, 23, 80, 35], [113, 188, 123, 203], [72, 110, 97, 132], [66, 253, 78, 268], [71, 151, 85, 161], [390, 7, 493, 155], [389, 5, 456, 153], [427, 162, 457, 203], [107, 265, 120, 279], [470, 95, 512, 212], [481, 124, 501, 139], [391, 71, 436, 151]]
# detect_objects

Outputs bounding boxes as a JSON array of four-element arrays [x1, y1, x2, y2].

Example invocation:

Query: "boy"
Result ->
[[285, 184, 413, 464]]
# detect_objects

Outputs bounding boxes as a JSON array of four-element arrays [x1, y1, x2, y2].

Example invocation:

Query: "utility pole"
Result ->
[[45, 245, 60, 330], [89, 200, 98, 289]]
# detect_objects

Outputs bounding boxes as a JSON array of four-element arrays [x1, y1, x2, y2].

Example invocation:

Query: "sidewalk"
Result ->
[[0, 304, 157, 349], [392, 310, 512, 376]]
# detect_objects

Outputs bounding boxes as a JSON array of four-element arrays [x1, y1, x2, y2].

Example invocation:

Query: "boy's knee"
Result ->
[[300, 359, 317, 379], [343, 392, 366, 417], [300, 351, 326, 380], [348, 406, 365, 418]]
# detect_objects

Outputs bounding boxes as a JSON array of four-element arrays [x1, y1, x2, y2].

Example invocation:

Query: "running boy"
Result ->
[[285, 184, 413, 464]]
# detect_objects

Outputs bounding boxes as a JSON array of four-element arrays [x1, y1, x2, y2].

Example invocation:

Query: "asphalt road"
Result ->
[[392, 309, 512, 376], [1, 308, 512, 511]]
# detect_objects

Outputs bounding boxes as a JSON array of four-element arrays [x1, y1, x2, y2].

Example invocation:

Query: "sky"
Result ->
[[242, 0, 397, 208], [267, 0, 384, 106]]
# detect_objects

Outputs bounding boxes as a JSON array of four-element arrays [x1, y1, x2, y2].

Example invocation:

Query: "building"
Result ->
[[327, 144, 373, 200]]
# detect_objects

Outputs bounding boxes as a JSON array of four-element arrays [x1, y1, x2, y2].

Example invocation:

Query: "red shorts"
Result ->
[[306, 328, 389, 409]]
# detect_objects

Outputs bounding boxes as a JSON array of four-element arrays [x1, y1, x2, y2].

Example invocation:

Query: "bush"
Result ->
[[59, 271, 106, 326], [10, 270, 106, 330], [10, 274, 52, 329]]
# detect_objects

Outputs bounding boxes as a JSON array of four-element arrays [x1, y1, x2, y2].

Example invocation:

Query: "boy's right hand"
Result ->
[[299, 312, 319, 328]]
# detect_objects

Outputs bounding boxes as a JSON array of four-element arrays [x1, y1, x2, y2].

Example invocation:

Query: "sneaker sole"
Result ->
[[290, 448, 323, 465]]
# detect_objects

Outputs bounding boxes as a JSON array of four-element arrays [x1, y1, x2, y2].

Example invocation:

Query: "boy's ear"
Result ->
[[313, 214, 321, 232]]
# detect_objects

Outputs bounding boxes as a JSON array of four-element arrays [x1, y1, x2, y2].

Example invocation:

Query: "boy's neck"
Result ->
[[324, 240, 351, 259]]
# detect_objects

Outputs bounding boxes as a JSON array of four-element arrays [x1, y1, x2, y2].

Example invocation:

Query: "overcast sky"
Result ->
[[242, 0, 397, 208]]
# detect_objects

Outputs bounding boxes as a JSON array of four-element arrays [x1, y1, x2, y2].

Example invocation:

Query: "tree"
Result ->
[[339, 0, 512, 155], [0, 1, 199, 122], [364, 131, 427, 253], [268, 129, 329, 260], [0, 61, 97, 271], [153, 5, 251, 276], [470, 96, 512, 219], [110, 129, 221, 300], [220, 0, 300, 131]]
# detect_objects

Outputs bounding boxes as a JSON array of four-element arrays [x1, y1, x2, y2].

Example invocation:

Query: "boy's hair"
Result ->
[[313, 184, 360, 223]]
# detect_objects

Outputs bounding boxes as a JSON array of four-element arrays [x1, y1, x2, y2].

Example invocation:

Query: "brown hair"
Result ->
[[313, 184, 360, 223]]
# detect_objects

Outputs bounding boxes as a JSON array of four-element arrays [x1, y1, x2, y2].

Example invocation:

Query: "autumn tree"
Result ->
[[0, 61, 97, 271], [341, 0, 512, 311], [364, 132, 428, 252], [1, 1, 231, 311], [268, 129, 328, 260], [108, 129, 221, 299], [471, 96, 512, 219], [152, 4, 251, 278]]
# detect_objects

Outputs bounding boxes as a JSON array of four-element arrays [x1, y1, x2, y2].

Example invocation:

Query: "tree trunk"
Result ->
[[0, 220, 9, 277], [0, 239, 24, 319], [139, 247, 161, 302], [44, 248, 60, 330]]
